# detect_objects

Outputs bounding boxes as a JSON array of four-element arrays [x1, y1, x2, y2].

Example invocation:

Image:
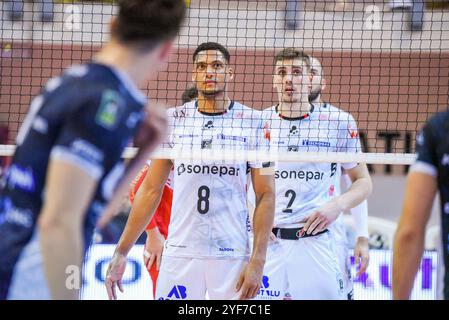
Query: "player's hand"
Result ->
[[235, 260, 263, 300], [105, 251, 127, 300], [269, 232, 278, 242], [143, 228, 165, 271], [354, 236, 370, 277], [300, 199, 342, 236]]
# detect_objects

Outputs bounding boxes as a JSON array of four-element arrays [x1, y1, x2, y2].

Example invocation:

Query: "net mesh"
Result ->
[[1, 0, 448, 167]]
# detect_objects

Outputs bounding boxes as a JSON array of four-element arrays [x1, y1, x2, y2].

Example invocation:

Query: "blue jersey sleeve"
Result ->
[[50, 89, 130, 180]]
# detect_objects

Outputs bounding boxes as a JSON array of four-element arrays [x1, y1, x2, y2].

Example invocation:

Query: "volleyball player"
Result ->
[[255, 48, 372, 300], [393, 110, 449, 300]]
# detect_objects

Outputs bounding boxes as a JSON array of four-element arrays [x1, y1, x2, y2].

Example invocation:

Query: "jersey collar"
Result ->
[[195, 100, 234, 116], [275, 104, 315, 121]]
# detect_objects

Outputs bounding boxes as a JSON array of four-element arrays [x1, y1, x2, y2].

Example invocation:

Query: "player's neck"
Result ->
[[278, 101, 312, 119], [197, 94, 231, 114], [95, 42, 150, 87], [310, 97, 324, 108]]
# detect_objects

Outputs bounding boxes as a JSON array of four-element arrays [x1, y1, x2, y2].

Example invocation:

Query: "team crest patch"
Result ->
[[95, 90, 125, 130]]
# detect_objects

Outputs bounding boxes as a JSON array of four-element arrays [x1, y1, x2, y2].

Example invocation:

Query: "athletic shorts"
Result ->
[[335, 241, 354, 300], [257, 231, 345, 300], [155, 255, 248, 300]]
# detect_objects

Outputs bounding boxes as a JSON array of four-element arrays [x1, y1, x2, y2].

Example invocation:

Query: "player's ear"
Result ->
[[227, 67, 234, 80], [321, 78, 327, 92]]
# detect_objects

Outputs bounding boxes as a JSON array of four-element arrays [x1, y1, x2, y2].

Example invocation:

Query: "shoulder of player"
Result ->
[[63, 63, 145, 106], [258, 105, 277, 120], [428, 110, 449, 128], [230, 101, 264, 119], [167, 101, 195, 120], [424, 110, 449, 140], [54, 65, 122, 102], [318, 103, 357, 123]]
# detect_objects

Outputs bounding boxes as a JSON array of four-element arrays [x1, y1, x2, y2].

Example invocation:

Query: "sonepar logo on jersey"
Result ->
[[275, 169, 324, 181], [177, 163, 241, 177]]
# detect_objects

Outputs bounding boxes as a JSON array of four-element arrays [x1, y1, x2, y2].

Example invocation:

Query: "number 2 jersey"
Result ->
[[261, 104, 361, 228], [162, 100, 271, 259]]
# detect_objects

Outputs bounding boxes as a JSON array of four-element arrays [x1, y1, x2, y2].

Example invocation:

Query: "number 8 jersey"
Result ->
[[161, 101, 271, 259]]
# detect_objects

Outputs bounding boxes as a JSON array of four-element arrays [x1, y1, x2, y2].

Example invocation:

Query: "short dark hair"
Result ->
[[274, 48, 310, 70], [181, 86, 198, 104], [192, 42, 231, 63], [113, 0, 186, 52]]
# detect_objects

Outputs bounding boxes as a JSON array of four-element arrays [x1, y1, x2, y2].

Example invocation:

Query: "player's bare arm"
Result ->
[[393, 172, 437, 299], [38, 159, 98, 300], [302, 163, 372, 236], [351, 200, 370, 276], [105, 159, 172, 300], [236, 168, 275, 300]]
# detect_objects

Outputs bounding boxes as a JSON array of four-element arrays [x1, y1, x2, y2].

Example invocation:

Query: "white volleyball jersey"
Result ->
[[162, 100, 271, 258], [262, 104, 361, 227]]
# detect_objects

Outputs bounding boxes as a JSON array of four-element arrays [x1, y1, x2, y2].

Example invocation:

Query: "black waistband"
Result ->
[[272, 227, 328, 240]]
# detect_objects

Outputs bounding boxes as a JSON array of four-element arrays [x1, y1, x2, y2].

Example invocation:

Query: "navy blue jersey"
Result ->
[[0, 62, 146, 299], [410, 110, 449, 299]]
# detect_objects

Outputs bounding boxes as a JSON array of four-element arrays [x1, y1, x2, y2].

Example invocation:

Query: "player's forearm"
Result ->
[[335, 177, 372, 212], [351, 200, 369, 239], [116, 188, 163, 255], [251, 191, 275, 265], [392, 226, 425, 299], [39, 214, 83, 300]]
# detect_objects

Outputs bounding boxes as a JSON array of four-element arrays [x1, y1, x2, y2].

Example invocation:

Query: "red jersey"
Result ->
[[129, 163, 173, 238]]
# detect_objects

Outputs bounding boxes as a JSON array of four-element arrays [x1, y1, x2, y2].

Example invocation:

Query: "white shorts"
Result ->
[[155, 255, 248, 300], [335, 241, 353, 300], [256, 231, 345, 300]]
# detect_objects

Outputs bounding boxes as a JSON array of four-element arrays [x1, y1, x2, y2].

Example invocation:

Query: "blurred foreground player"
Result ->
[[393, 110, 449, 300], [0, 0, 186, 300]]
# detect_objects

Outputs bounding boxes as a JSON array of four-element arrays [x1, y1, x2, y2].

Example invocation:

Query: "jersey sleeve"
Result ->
[[409, 120, 438, 177], [338, 113, 362, 170], [162, 107, 179, 149], [49, 89, 131, 181], [248, 115, 275, 170]]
